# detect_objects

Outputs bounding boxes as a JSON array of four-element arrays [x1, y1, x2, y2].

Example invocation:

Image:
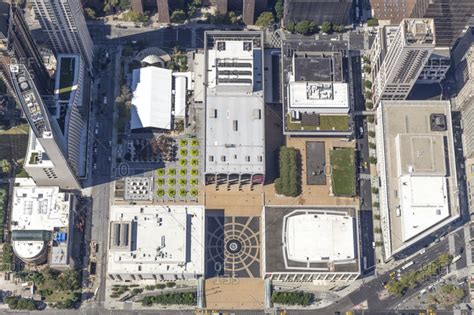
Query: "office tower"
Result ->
[[369, 0, 416, 24], [0, 4, 82, 189], [410, 0, 474, 47], [32, 0, 94, 69], [370, 19, 435, 105], [283, 0, 352, 25]]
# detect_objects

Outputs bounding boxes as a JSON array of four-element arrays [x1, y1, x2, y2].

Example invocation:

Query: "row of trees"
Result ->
[[286, 20, 345, 35], [4, 296, 38, 310], [141, 292, 196, 306], [271, 291, 315, 306], [275, 146, 300, 197], [171, 0, 203, 23], [386, 253, 453, 297]]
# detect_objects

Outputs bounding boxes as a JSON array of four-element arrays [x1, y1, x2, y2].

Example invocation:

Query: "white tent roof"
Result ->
[[174, 76, 187, 118], [130, 67, 172, 130]]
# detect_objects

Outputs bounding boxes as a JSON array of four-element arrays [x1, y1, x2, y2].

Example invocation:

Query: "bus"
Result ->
[[452, 255, 462, 264], [401, 261, 415, 270]]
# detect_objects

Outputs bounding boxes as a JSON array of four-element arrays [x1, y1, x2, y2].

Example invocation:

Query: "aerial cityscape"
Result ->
[[0, 0, 472, 314]]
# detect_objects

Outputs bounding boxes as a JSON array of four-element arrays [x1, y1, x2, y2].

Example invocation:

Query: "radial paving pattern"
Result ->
[[206, 213, 260, 278]]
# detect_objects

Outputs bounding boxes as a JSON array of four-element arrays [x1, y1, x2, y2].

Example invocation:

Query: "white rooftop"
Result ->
[[131, 66, 172, 130], [289, 82, 349, 112], [107, 205, 204, 277], [10, 186, 71, 261], [284, 210, 355, 263], [399, 175, 450, 241]]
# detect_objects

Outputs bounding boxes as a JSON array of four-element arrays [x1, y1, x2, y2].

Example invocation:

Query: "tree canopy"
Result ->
[[255, 12, 275, 28]]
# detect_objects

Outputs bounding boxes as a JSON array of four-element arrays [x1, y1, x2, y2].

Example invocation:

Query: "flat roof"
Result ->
[[264, 207, 360, 274], [285, 211, 355, 262], [289, 82, 349, 110], [131, 66, 172, 130], [377, 101, 459, 257], [293, 51, 343, 82], [205, 31, 265, 174], [107, 205, 205, 277], [10, 186, 72, 262]]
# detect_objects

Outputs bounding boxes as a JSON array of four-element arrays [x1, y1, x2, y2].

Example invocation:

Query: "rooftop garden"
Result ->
[[275, 146, 300, 197], [330, 147, 356, 196], [286, 114, 349, 132]]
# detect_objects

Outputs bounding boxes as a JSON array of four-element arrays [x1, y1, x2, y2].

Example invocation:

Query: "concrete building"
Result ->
[[416, 47, 450, 84], [282, 37, 351, 136], [283, 0, 352, 25], [370, 18, 435, 105], [107, 205, 205, 282], [203, 31, 265, 187], [375, 101, 460, 259], [10, 185, 75, 268], [53, 54, 87, 178], [32, 0, 94, 69], [410, 0, 474, 47], [263, 207, 360, 283], [369, 0, 416, 24], [0, 4, 52, 100]]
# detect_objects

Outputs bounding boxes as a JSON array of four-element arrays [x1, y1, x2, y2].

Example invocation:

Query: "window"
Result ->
[[221, 156, 226, 162], [233, 120, 238, 131], [257, 156, 263, 162], [245, 156, 251, 162], [209, 155, 214, 162]]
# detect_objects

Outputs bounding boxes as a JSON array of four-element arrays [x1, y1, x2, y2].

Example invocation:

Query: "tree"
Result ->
[[367, 115, 375, 123], [363, 65, 372, 74], [255, 12, 274, 28], [367, 18, 379, 27], [124, 11, 148, 23], [369, 156, 377, 164], [365, 91, 373, 99], [368, 130, 376, 138], [84, 8, 97, 20], [333, 24, 345, 33], [286, 21, 296, 33], [365, 101, 374, 110], [275, 0, 284, 19], [362, 55, 371, 65], [369, 142, 376, 149], [57, 269, 80, 291], [320, 21, 332, 33], [171, 9, 187, 24], [271, 291, 315, 306], [228, 11, 240, 24], [364, 80, 372, 89], [295, 20, 317, 35]]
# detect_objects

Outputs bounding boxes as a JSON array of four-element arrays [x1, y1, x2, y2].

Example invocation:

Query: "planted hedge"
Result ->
[[275, 147, 300, 197]]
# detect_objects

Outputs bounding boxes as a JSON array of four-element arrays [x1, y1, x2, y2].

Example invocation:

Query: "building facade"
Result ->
[[369, 0, 416, 24], [32, 0, 94, 69], [283, 0, 352, 25], [370, 19, 435, 105], [410, 0, 474, 47]]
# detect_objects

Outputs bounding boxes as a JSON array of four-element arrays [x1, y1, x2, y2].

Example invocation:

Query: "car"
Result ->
[[108, 156, 112, 162], [420, 248, 426, 254], [359, 126, 364, 135], [389, 271, 396, 278], [95, 127, 98, 135], [93, 163, 97, 170], [381, 281, 387, 288], [363, 161, 369, 169], [93, 147, 97, 154]]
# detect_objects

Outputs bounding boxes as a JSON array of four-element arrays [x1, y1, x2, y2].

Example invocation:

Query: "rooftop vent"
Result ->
[[430, 114, 446, 131]]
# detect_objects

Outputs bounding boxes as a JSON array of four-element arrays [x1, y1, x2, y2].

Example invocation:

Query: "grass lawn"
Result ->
[[330, 148, 356, 196], [286, 114, 349, 131]]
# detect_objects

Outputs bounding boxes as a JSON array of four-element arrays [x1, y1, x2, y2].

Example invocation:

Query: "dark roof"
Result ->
[[12, 230, 52, 241], [0, 2, 9, 39], [294, 51, 343, 82]]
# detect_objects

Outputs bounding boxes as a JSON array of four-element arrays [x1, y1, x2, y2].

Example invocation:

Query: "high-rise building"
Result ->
[[283, 0, 352, 25], [410, 0, 474, 47], [32, 0, 94, 69], [370, 19, 435, 105], [0, 4, 82, 189]]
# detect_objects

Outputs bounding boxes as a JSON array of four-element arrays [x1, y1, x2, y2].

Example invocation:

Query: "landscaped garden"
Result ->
[[141, 292, 196, 306], [275, 146, 300, 197], [330, 147, 356, 196], [271, 291, 315, 306], [155, 137, 200, 202]]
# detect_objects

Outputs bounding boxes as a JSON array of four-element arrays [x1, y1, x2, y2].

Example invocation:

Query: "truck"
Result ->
[[401, 261, 415, 270], [452, 255, 462, 264]]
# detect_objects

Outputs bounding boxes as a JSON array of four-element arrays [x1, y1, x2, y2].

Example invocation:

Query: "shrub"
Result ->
[[366, 101, 374, 110], [179, 158, 187, 167], [171, 9, 187, 23], [179, 178, 187, 186], [373, 214, 381, 220], [191, 168, 199, 176], [190, 139, 199, 146], [271, 291, 314, 306], [364, 80, 372, 89], [369, 156, 377, 164], [374, 227, 382, 233], [141, 292, 196, 306], [168, 178, 176, 186], [166, 282, 176, 288], [190, 178, 198, 186], [180, 139, 188, 147], [168, 188, 176, 197], [363, 65, 372, 74], [190, 148, 199, 157], [365, 91, 373, 99], [156, 283, 166, 289], [295, 20, 318, 35], [179, 148, 188, 156], [190, 159, 199, 166], [368, 130, 376, 138], [373, 201, 380, 208], [132, 288, 144, 295], [371, 187, 379, 194], [168, 168, 176, 176], [369, 142, 376, 149], [157, 168, 165, 176], [156, 178, 165, 186], [367, 18, 379, 27], [1, 243, 13, 271], [275, 147, 300, 197], [367, 116, 375, 123], [190, 188, 198, 197], [286, 21, 296, 33], [145, 285, 155, 291], [333, 24, 345, 33], [179, 168, 187, 176]]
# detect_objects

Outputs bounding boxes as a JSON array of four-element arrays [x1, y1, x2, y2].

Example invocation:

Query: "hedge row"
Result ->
[[141, 292, 196, 306], [271, 291, 314, 306], [275, 147, 299, 197]]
